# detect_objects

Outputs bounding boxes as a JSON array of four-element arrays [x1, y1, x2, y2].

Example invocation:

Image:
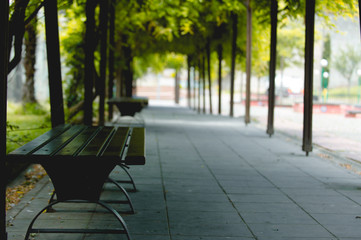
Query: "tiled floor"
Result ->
[[6, 105, 361, 239]]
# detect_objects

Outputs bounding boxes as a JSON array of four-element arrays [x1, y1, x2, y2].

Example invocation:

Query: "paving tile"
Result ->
[[241, 211, 316, 224], [167, 201, 235, 212], [298, 202, 361, 214], [173, 237, 254, 240], [234, 202, 305, 214], [228, 193, 292, 203], [166, 192, 229, 203], [249, 223, 334, 238]]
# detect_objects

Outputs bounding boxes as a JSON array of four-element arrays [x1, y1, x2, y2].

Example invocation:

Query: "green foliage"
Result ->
[[334, 44, 361, 84], [6, 103, 51, 154], [54, 0, 360, 108], [59, 2, 86, 108]]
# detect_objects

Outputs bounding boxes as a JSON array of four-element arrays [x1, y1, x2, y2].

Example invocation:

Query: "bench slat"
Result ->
[[125, 128, 145, 165], [55, 126, 101, 156], [78, 127, 115, 156], [102, 127, 130, 158], [31, 125, 86, 156], [8, 124, 71, 156]]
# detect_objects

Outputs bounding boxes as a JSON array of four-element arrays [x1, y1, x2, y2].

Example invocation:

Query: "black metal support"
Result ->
[[84, 0, 97, 125], [358, 0, 361, 43], [302, 0, 315, 155], [206, 39, 213, 114], [267, 0, 278, 137], [245, 0, 252, 124], [198, 60, 201, 113], [24, 200, 131, 240], [230, 12, 237, 117], [106, 177, 135, 213], [187, 56, 191, 108], [108, 0, 115, 121], [118, 164, 137, 191], [99, 0, 109, 125], [1, 1, 9, 239], [217, 44, 223, 115], [44, 0, 65, 127], [202, 54, 206, 113]]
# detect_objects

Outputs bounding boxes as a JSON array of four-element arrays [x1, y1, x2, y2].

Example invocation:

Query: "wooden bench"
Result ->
[[7, 124, 145, 240], [345, 110, 361, 118], [108, 96, 148, 116]]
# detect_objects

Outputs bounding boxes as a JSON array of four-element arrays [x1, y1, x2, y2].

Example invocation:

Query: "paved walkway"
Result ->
[[6, 104, 361, 239]]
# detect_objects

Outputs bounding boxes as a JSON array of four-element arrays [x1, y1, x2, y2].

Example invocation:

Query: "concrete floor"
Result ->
[[6, 104, 361, 240]]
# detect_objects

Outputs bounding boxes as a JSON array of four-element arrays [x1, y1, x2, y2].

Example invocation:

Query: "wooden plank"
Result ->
[[8, 124, 71, 156], [102, 127, 130, 158], [125, 128, 145, 165], [55, 126, 99, 156], [79, 127, 115, 156], [32, 125, 86, 156]]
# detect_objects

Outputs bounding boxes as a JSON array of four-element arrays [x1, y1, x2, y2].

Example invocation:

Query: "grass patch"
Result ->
[[7, 103, 51, 154]]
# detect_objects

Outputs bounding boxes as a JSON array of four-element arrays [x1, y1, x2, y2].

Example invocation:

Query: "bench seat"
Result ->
[[107, 97, 148, 116]]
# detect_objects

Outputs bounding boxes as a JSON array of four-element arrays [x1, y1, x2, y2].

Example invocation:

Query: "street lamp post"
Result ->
[[321, 59, 329, 102]]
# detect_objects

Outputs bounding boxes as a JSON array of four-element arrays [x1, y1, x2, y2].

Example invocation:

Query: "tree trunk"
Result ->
[[23, 17, 37, 104]]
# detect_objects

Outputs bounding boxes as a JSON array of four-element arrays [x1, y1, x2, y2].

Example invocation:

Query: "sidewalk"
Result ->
[[6, 103, 361, 239]]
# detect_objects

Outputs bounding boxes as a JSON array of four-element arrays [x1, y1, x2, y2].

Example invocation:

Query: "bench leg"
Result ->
[[24, 200, 131, 240], [119, 164, 137, 192], [45, 190, 56, 212], [106, 177, 135, 214]]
